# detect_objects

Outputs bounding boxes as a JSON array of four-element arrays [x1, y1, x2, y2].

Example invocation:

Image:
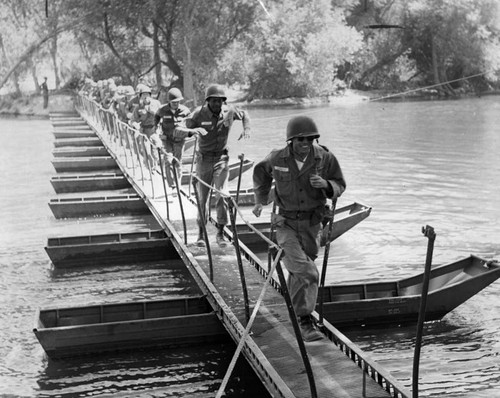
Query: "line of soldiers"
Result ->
[[78, 78, 251, 248], [78, 77, 347, 343]]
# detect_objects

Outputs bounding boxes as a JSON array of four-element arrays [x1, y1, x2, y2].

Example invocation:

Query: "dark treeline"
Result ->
[[1, 0, 500, 104]]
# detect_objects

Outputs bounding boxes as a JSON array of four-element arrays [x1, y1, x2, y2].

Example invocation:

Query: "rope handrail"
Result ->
[[369, 70, 492, 102], [79, 94, 279, 252], [243, 70, 494, 123], [185, 173, 280, 251], [75, 93, 412, 398]]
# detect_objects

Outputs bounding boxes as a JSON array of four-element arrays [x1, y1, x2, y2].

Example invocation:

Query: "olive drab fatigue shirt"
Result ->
[[154, 104, 191, 142], [253, 144, 346, 216], [132, 99, 161, 128], [182, 103, 250, 155]]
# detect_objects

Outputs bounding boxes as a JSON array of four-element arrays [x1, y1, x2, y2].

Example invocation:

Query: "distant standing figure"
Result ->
[[41, 77, 49, 109], [154, 87, 191, 190]]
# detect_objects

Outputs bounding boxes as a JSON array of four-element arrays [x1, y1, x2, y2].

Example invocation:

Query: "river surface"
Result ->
[[1, 95, 500, 397]]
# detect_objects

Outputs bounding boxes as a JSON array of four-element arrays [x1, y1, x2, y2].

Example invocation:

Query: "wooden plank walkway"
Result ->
[[57, 104, 411, 398]]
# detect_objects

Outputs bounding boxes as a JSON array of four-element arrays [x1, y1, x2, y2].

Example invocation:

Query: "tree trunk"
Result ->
[[183, 36, 196, 108], [431, 33, 455, 96], [0, 21, 72, 92], [431, 33, 440, 86], [12, 70, 21, 96], [153, 21, 162, 90], [50, 35, 60, 89], [29, 58, 41, 94], [359, 46, 409, 85]]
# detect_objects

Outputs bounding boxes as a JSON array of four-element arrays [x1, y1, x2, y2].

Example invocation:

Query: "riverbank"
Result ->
[[0, 89, 377, 117], [0, 91, 76, 117], [2, 86, 491, 117]]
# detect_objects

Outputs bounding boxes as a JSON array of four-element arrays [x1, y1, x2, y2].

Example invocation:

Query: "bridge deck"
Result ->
[[56, 108, 410, 398]]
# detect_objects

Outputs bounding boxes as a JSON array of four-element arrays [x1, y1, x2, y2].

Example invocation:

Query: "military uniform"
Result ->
[[253, 143, 345, 318], [155, 103, 191, 187], [182, 103, 250, 229]]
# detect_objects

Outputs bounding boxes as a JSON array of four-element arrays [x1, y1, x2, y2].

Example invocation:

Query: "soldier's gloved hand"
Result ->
[[252, 203, 263, 217], [194, 127, 208, 136], [149, 133, 162, 148], [309, 174, 328, 189], [238, 127, 251, 141], [164, 152, 174, 163]]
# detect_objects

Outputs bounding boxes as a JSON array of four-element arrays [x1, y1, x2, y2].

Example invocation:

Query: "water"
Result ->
[[1, 95, 500, 396], [0, 116, 269, 397]]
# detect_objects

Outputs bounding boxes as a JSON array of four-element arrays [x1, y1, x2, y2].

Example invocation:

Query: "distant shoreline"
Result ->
[[0, 88, 495, 117]]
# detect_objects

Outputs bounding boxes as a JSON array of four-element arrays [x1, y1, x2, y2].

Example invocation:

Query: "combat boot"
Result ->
[[299, 316, 324, 342], [196, 227, 205, 247], [215, 223, 228, 248]]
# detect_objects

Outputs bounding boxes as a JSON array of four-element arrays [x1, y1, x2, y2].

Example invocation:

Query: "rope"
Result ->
[[257, 0, 274, 21], [230, 196, 281, 251], [248, 70, 494, 122], [369, 70, 492, 102], [215, 248, 283, 398], [188, 170, 280, 250]]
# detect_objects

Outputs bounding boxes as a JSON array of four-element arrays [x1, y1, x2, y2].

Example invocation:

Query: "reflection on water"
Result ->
[[36, 343, 268, 397], [1, 96, 500, 396]]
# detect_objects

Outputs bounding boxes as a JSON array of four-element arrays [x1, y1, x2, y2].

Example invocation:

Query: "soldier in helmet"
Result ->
[[131, 83, 161, 167], [252, 116, 346, 342], [131, 84, 161, 137], [174, 84, 251, 247], [154, 87, 192, 190]]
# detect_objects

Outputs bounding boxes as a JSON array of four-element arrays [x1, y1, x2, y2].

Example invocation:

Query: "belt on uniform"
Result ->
[[200, 149, 228, 158], [278, 209, 316, 220]]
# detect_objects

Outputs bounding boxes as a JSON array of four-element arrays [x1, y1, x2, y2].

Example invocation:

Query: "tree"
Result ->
[[222, 0, 363, 99], [344, 0, 500, 94]]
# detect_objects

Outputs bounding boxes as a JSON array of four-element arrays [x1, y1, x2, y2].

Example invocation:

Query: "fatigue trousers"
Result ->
[[275, 218, 321, 318], [162, 137, 184, 187], [195, 154, 229, 228], [139, 126, 158, 167]]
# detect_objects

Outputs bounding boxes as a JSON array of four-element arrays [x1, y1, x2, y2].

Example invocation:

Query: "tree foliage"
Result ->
[[1, 0, 500, 99], [220, 0, 363, 98]]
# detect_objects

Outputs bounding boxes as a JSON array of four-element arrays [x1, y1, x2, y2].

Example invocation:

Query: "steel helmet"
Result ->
[[167, 87, 183, 102], [124, 85, 135, 96], [136, 83, 152, 95], [286, 116, 320, 141], [205, 85, 227, 101]]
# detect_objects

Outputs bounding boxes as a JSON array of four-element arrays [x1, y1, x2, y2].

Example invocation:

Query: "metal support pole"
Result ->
[[268, 202, 277, 273], [412, 225, 436, 398], [141, 137, 155, 198], [188, 136, 198, 197], [157, 149, 170, 220], [192, 178, 214, 281], [172, 157, 187, 244], [235, 153, 245, 206], [275, 255, 318, 398], [228, 199, 250, 323], [318, 198, 337, 326], [125, 127, 135, 172], [133, 133, 145, 184]]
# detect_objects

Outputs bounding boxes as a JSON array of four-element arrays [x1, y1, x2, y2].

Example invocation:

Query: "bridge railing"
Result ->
[[74, 93, 411, 398]]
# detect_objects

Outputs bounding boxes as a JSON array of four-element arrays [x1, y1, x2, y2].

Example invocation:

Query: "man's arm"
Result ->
[[252, 155, 274, 217], [324, 154, 346, 199], [232, 107, 251, 140], [154, 107, 163, 128], [173, 116, 208, 139]]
